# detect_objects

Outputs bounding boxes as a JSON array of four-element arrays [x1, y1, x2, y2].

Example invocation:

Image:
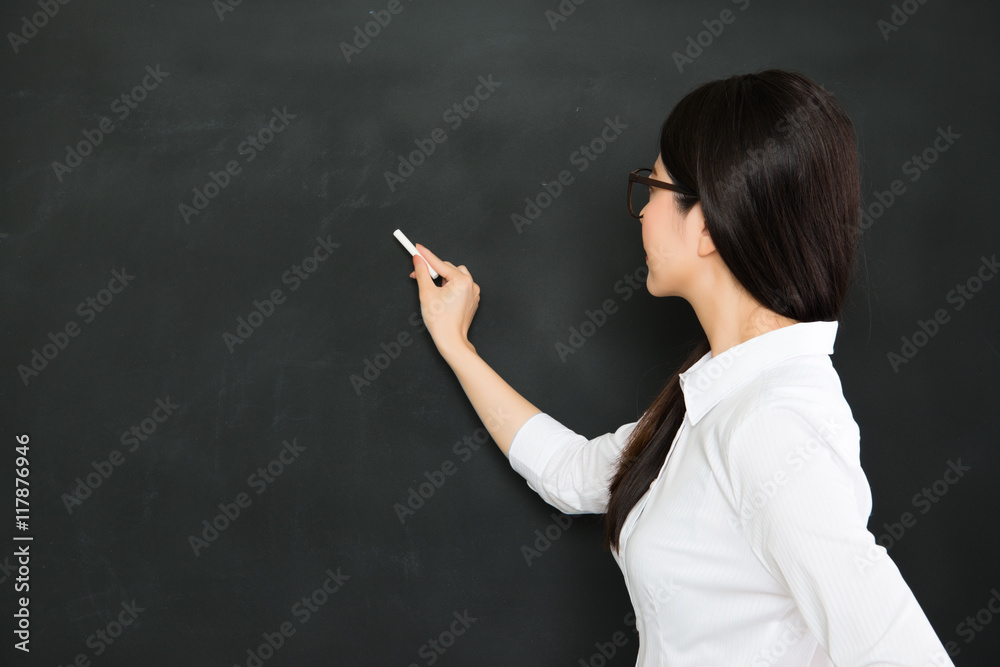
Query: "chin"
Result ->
[[646, 278, 676, 298]]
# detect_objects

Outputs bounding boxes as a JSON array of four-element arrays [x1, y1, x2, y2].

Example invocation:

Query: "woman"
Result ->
[[407, 70, 953, 666]]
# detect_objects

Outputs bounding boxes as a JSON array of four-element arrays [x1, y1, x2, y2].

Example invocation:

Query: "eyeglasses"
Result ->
[[627, 168, 698, 219]]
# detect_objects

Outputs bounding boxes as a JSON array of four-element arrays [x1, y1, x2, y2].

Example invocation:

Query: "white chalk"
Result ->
[[394, 229, 439, 279]]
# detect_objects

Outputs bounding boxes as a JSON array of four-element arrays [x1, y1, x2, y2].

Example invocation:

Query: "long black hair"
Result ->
[[604, 70, 863, 552]]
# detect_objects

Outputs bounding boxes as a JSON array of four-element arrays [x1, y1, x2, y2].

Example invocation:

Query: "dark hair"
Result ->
[[604, 69, 863, 552]]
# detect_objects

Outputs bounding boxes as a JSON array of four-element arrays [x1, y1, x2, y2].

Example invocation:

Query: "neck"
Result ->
[[689, 269, 798, 357]]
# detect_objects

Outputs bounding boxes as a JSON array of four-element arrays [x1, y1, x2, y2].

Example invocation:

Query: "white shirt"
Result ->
[[508, 320, 953, 666]]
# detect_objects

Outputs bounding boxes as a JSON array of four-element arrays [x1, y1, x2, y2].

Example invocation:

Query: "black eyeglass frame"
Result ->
[[627, 168, 698, 219]]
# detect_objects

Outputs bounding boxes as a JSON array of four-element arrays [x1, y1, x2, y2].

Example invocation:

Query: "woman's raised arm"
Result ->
[[410, 243, 541, 455]]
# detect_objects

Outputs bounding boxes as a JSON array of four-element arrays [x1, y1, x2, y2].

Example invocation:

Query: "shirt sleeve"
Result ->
[[507, 412, 638, 515], [726, 405, 954, 667]]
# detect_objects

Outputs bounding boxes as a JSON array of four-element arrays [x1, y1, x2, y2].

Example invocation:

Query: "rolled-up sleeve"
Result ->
[[727, 405, 954, 666], [507, 412, 638, 515]]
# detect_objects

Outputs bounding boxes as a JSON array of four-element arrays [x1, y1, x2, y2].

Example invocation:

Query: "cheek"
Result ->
[[645, 198, 676, 235], [645, 216, 677, 261]]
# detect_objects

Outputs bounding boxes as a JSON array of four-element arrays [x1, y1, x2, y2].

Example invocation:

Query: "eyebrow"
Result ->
[[652, 167, 670, 183]]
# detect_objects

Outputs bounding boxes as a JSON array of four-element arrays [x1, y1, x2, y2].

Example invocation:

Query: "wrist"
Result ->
[[439, 337, 476, 362]]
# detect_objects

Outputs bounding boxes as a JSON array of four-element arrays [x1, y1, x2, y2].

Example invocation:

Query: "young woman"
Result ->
[[407, 70, 953, 666]]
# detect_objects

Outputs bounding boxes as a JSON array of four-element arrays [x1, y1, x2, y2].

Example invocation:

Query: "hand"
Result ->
[[409, 243, 480, 357]]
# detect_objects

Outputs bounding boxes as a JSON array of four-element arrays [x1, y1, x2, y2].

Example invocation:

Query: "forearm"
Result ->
[[439, 340, 541, 456]]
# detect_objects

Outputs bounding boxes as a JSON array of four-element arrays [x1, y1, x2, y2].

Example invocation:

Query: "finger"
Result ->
[[414, 243, 455, 279], [412, 254, 435, 291]]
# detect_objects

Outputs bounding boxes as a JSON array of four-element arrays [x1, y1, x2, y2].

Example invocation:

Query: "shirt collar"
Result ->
[[677, 320, 840, 426]]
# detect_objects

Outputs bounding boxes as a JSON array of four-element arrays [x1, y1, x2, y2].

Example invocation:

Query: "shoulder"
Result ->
[[719, 355, 862, 475], [715, 359, 873, 533]]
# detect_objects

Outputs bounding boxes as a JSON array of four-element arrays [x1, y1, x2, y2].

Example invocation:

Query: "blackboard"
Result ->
[[2, 0, 998, 664]]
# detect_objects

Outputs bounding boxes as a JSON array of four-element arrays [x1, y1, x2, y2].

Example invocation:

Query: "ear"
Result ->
[[690, 205, 717, 257]]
